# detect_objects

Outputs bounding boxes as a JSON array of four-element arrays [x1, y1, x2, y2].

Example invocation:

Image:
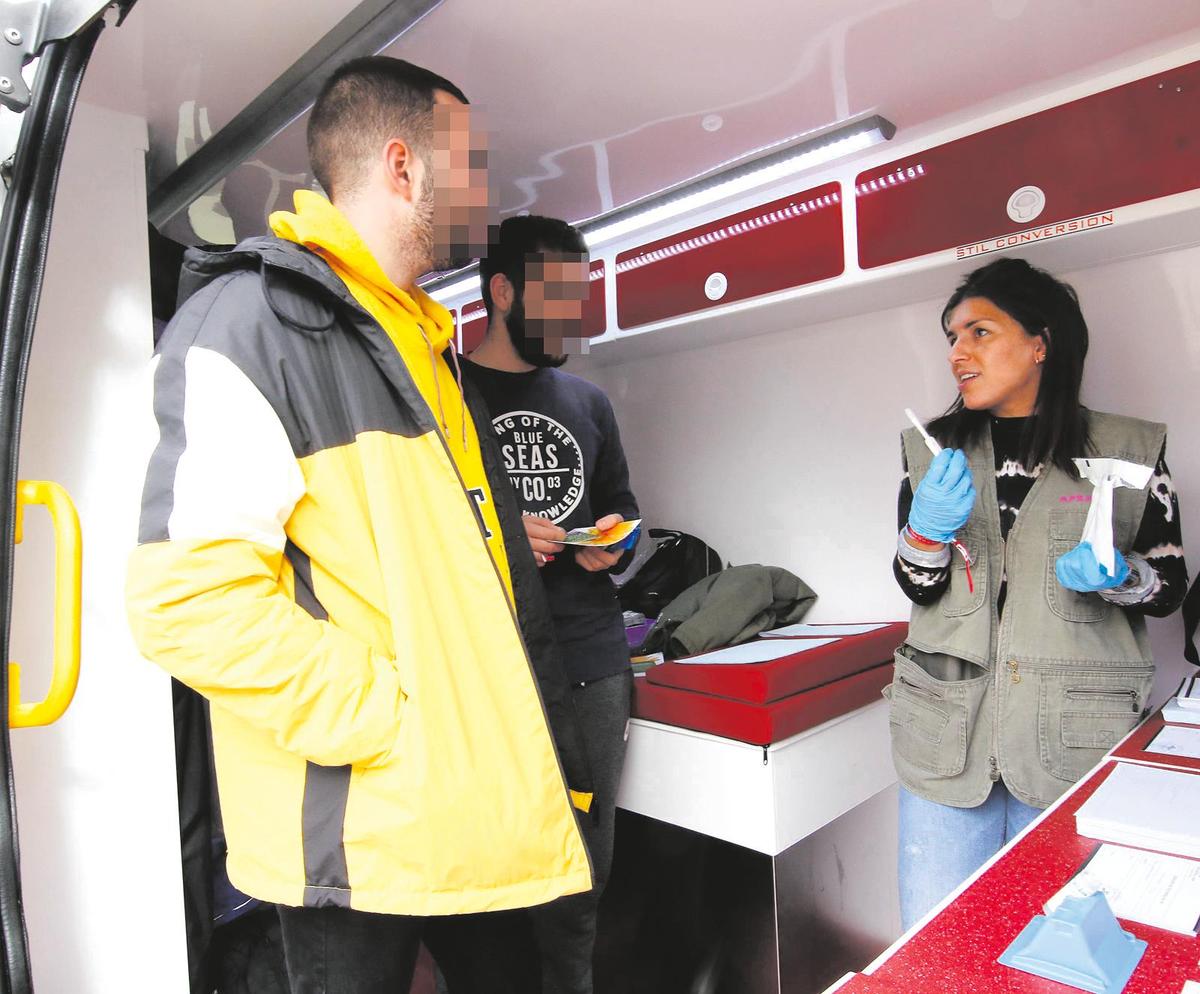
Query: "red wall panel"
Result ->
[[583, 261, 606, 338], [460, 300, 487, 354], [616, 183, 845, 329], [857, 60, 1200, 268]]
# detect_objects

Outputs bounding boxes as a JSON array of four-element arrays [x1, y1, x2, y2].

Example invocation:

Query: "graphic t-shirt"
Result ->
[[462, 359, 639, 683]]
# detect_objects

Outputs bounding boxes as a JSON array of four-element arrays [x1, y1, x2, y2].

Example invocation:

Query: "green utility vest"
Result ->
[[889, 410, 1165, 809]]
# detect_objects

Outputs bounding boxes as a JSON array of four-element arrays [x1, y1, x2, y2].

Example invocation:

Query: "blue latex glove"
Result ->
[[907, 448, 976, 543], [1055, 541, 1129, 592]]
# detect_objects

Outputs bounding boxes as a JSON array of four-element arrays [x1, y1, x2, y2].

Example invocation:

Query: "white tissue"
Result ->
[[1072, 458, 1154, 574]]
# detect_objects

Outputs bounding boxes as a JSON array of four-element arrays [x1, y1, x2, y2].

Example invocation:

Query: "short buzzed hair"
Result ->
[[307, 56, 469, 201]]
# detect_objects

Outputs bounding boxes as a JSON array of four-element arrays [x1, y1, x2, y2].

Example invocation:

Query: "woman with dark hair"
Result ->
[[890, 257, 1187, 930]]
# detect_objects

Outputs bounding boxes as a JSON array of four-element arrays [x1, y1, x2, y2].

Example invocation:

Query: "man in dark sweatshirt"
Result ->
[[461, 215, 638, 994]]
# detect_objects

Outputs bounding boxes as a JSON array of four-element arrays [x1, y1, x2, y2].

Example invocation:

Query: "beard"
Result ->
[[507, 298, 568, 369], [410, 173, 441, 271], [412, 170, 484, 272]]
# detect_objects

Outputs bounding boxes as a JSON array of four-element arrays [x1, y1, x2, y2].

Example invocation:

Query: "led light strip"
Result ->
[[427, 113, 894, 303], [584, 131, 873, 248], [856, 163, 926, 197], [615, 192, 841, 275]]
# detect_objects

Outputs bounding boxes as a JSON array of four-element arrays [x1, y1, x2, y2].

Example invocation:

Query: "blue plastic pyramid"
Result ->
[[998, 892, 1146, 994]]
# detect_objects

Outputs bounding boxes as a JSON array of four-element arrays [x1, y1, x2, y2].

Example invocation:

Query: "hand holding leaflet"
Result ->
[[560, 517, 641, 548], [569, 515, 640, 573]]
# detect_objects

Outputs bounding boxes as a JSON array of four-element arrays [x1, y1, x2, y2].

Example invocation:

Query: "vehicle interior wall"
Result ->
[[6, 92, 189, 994], [581, 242, 1200, 706]]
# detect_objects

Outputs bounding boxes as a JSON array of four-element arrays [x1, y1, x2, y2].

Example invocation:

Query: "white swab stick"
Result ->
[[905, 408, 942, 457]]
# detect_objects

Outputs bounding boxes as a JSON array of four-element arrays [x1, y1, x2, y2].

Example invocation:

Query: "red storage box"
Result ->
[[646, 622, 908, 704], [634, 661, 894, 746]]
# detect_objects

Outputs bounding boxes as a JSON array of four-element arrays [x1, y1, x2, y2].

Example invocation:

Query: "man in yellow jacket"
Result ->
[[127, 57, 594, 994]]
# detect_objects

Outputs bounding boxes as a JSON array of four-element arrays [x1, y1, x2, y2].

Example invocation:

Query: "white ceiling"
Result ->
[[83, 0, 1200, 244]]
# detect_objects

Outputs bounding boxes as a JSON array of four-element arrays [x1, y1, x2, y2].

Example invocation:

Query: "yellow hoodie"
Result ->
[[271, 191, 512, 601]]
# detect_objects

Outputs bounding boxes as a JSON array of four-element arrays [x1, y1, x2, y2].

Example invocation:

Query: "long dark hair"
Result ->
[[929, 257, 1090, 473]]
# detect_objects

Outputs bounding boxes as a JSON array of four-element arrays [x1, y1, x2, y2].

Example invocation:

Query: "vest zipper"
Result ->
[[897, 674, 943, 701], [1064, 687, 1140, 711], [991, 533, 1009, 787]]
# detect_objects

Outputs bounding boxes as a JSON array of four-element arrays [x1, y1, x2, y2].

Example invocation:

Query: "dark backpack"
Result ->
[[615, 528, 723, 619]]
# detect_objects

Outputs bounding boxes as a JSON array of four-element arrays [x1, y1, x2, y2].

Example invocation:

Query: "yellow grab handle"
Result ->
[[10, 480, 81, 728]]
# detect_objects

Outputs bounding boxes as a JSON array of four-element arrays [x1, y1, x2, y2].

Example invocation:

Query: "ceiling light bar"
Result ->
[[425, 111, 894, 303], [581, 113, 892, 248], [428, 274, 479, 303]]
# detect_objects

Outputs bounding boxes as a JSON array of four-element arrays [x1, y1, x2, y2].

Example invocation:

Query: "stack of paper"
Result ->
[[1045, 843, 1200, 935], [630, 652, 663, 675], [1148, 725, 1200, 760], [1076, 764, 1200, 858], [759, 622, 887, 639], [1162, 699, 1200, 726], [1165, 675, 1200, 725], [675, 637, 839, 666]]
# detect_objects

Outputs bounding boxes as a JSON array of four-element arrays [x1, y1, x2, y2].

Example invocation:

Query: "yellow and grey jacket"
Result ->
[[126, 215, 594, 915]]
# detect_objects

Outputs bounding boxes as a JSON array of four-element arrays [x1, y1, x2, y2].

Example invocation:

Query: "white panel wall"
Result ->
[[586, 245, 1200, 703], [7, 97, 189, 991]]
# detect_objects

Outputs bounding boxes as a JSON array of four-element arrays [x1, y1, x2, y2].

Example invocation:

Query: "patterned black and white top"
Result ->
[[894, 415, 1187, 616]]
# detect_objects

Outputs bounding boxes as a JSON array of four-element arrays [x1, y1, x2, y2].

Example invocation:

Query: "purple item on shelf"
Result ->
[[626, 620, 656, 649]]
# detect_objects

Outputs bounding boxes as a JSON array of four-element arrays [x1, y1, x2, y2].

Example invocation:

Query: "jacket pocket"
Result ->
[[943, 522, 987, 619], [1045, 509, 1111, 624], [1037, 666, 1152, 782], [888, 650, 985, 777]]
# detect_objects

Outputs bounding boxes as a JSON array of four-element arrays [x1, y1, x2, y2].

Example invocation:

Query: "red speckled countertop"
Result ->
[[866, 758, 1200, 994]]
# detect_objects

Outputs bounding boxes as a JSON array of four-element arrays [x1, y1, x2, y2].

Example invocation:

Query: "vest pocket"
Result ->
[[888, 650, 985, 777], [942, 522, 987, 619], [1036, 666, 1152, 782], [1045, 510, 1111, 624]]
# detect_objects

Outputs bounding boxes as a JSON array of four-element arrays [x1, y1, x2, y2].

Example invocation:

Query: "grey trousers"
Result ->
[[530, 669, 633, 994]]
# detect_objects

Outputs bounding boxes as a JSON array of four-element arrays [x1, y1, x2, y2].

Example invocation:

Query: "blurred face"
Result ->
[[944, 296, 1046, 418], [428, 94, 492, 269], [520, 254, 591, 360]]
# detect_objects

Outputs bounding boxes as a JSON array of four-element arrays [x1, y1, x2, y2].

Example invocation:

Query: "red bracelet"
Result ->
[[905, 526, 975, 594], [905, 525, 942, 546]]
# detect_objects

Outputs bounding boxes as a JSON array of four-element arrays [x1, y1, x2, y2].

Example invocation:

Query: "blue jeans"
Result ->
[[898, 782, 1041, 931]]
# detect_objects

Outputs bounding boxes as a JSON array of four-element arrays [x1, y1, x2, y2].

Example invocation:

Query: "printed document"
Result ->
[[1045, 843, 1200, 935], [760, 622, 889, 638], [1147, 725, 1200, 761], [1075, 763, 1200, 859], [677, 637, 840, 665]]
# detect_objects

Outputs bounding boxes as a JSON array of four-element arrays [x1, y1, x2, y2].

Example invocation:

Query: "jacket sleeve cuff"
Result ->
[[1098, 553, 1158, 606], [897, 529, 952, 568]]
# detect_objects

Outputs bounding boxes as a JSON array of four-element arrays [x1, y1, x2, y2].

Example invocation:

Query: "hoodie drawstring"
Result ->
[[419, 325, 450, 436], [420, 323, 469, 454], [448, 347, 468, 452]]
